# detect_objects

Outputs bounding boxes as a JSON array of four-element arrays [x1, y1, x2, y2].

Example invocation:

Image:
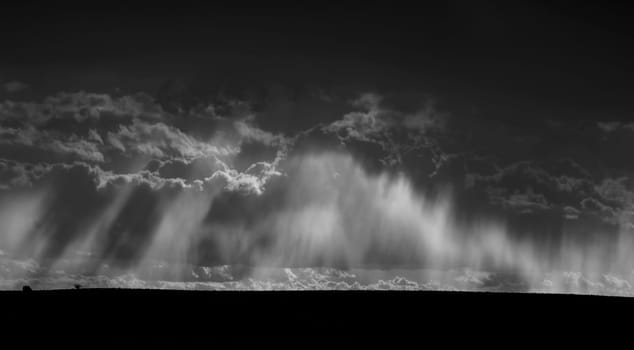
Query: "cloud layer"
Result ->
[[2, 87, 634, 294]]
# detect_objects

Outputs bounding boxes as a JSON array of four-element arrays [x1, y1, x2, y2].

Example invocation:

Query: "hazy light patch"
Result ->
[[134, 189, 219, 280], [67, 185, 135, 274], [242, 152, 532, 278], [0, 189, 51, 259]]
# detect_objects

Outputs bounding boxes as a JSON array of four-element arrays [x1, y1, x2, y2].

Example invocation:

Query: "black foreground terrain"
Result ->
[[0, 289, 631, 345]]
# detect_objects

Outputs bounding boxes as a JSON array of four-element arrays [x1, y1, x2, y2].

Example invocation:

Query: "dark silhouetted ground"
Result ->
[[0, 289, 631, 345]]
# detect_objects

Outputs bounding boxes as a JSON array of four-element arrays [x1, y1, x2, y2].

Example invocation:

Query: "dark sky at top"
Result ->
[[2, 1, 633, 123]]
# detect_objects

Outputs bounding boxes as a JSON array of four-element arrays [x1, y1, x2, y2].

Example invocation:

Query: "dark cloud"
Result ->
[[486, 186, 552, 213], [155, 157, 221, 181], [597, 121, 634, 133], [0, 158, 38, 189], [0, 125, 105, 162], [563, 206, 581, 220], [463, 159, 599, 217], [0, 91, 164, 127], [321, 92, 449, 174], [3, 81, 28, 93]]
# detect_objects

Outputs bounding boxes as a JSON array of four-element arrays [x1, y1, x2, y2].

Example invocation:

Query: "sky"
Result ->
[[1, 2, 634, 293]]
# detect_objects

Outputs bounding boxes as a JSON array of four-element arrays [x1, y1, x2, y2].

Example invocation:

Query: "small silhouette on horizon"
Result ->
[[74, 284, 81, 290], [22, 285, 32, 292]]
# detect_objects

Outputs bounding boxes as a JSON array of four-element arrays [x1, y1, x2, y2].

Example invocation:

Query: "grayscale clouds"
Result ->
[[1, 85, 634, 294]]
